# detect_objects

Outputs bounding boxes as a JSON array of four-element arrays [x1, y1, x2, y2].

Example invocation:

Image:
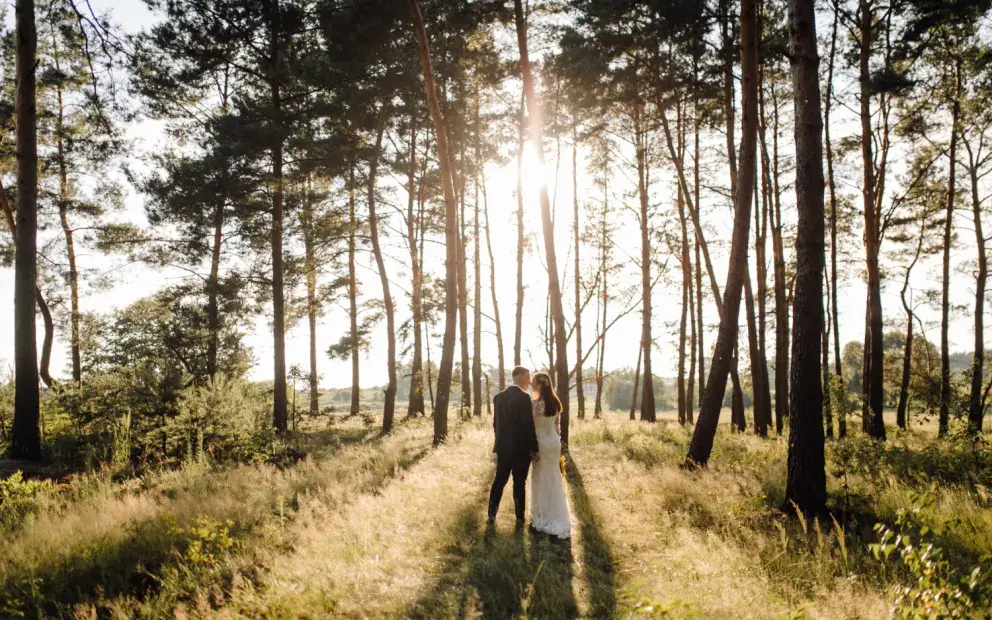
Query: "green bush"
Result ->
[[870, 492, 991, 617], [0, 472, 53, 532]]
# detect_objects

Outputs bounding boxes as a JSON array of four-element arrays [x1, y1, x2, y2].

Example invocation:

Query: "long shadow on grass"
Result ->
[[0, 423, 434, 617], [566, 455, 618, 618], [407, 487, 580, 619], [407, 456, 618, 619]]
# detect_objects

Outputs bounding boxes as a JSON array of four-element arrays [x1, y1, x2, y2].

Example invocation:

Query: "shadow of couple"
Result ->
[[407, 455, 617, 619]]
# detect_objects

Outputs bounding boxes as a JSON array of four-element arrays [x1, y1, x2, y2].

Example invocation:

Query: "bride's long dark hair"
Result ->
[[532, 372, 562, 417]]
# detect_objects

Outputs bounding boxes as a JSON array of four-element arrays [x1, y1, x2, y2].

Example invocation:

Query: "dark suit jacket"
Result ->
[[492, 386, 539, 455]]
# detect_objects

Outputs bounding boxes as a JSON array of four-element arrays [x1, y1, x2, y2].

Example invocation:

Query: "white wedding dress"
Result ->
[[529, 399, 572, 539]]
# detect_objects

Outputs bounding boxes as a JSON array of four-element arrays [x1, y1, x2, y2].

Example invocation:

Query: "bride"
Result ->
[[528, 372, 572, 539]]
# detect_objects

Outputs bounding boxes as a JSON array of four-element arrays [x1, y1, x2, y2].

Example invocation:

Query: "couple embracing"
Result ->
[[487, 366, 572, 539]]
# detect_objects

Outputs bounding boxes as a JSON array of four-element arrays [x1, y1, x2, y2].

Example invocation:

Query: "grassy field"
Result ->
[[0, 410, 989, 618]]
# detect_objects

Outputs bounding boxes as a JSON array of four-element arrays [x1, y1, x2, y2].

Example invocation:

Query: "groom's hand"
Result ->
[[532, 452, 541, 463]]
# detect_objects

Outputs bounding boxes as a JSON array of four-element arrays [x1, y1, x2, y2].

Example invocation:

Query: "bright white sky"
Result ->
[[0, 1, 983, 391]]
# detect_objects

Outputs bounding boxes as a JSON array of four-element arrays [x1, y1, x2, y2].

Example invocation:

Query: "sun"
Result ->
[[485, 140, 548, 215]]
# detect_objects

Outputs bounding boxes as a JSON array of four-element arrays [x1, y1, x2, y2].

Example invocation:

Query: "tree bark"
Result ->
[[744, 264, 767, 436], [367, 115, 396, 433], [825, 0, 843, 432], [767, 82, 789, 436], [940, 58, 961, 438], [12, 0, 41, 459], [472, 92, 483, 418], [968, 147, 987, 433], [457, 134, 471, 414], [348, 164, 360, 417], [573, 123, 585, 419], [677, 100, 689, 426], [302, 173, 318, 414], [630, 343, 642, 421], [54, 78, 81, 386], [407, 115, 426, 416], [514, 93, 526, 367], [635, 108, 656, 423], [678, 181, 690, 426], [483, 178, 505, 391], [1, 181, 50, 389], [784, 0, 827, 515], [859, 0, 885, 440], [686, 0, 758, 467], [268, 0, 288, 433], [409, 0, 457, 444], [594, 179, 609, 419], [514, 0, 570, 444]]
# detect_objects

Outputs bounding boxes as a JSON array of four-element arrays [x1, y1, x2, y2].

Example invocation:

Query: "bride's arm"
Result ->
[[556, 412, 561, 439]]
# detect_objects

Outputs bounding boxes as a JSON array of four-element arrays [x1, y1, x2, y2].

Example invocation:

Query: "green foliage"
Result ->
[[0, 472, 52, 533], [871, 491, 992, 618]]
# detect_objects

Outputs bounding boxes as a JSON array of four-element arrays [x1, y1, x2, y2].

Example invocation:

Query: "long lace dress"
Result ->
[[529, 399, 572, 539]]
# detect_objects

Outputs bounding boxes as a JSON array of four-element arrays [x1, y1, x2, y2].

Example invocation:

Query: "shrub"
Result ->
[[870, 493, 991, 617], [0, 472, 53, 532]]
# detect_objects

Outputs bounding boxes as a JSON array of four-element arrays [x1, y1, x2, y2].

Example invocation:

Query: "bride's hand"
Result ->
[[533, 452, 541, 463]]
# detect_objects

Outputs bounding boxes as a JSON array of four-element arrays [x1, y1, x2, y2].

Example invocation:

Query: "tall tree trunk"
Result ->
[[54, 78, 81, 386], [784, 0, 827, 515], [514, 0, 570, 443], [407, 0, 458, 446], [457, 136, 471, 414], [744, 265, 766, 436], [268, 0, 288, 433], [767, 82, 789, 436], [822, 282, 833, 438], [687, 0, 758, 467], [514, 93, 526, 367], [968, 149, 987, 433], [472, 92, 483, 418], [573, 124, 585, 420], [687, 264, 696, 422], [898, 214, 926, 429], [1, 182, 50, 389], [940, 58, 961, 438], [825, 0, 843, 430], [207, 200, 224, 380], [859, 0, 885, 440], [594, 181, 609, 419], [678, 184, 690, 426], [409, 0, 458, 444], [407, 116, 426, 416], [897, 282, 915, 430], [483, 179, 505, 391], [368, 115, 396, 433], [630, 343, 642, 421], [677, 101, 689, 426], [12, 0, 41, 459], [635, 109, 656, 422], [302, 173, 318, 414], [695, 232, 704, 420], [755, 52, 773, 434], [348, 164, 360, 417]]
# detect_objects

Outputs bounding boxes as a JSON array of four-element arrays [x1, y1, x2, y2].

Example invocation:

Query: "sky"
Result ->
[[0, 0, 985, 391]]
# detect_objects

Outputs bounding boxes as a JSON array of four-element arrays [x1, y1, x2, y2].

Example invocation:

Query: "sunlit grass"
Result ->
[[1, 409, 987, 618]]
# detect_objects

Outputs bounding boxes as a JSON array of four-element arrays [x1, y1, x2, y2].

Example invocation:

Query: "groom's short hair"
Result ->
[[511, 365, 530, 379]]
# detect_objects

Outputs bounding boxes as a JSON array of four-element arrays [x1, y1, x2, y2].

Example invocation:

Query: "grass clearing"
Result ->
[[1, 410, 988, 618]]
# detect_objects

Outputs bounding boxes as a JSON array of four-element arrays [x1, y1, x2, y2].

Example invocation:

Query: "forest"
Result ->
[[1, 0, 991, 617]]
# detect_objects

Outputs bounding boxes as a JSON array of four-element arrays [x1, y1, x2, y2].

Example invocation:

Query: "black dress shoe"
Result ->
[[486, 515, 496, 526]]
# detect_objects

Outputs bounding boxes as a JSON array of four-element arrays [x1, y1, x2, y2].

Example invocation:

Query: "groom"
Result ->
[[487, 365, 541, 526]]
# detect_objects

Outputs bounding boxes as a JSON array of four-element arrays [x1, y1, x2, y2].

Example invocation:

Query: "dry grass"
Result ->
[[2, 410, 988, 619]]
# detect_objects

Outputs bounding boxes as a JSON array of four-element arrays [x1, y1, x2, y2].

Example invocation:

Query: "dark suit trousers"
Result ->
[[488, 452, 531, 520]]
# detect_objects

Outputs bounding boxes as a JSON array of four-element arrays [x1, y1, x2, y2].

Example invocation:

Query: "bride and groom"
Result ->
[[487, 366, 572, 539]]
